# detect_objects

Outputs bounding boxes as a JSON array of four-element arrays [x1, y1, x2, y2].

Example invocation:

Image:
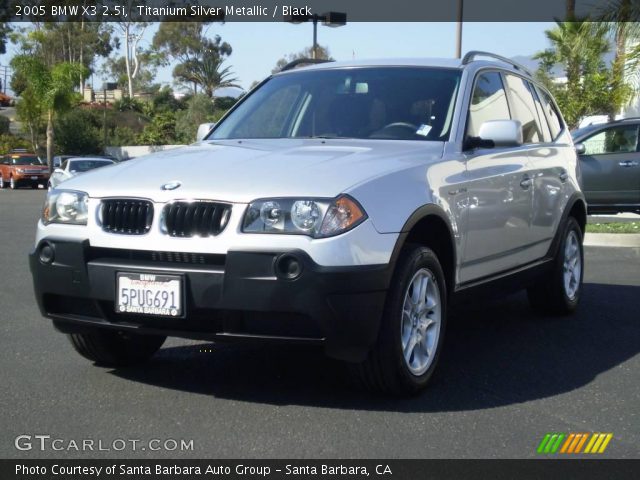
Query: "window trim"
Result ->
[[534, 84, 566, 142], [502, 72, 549, 145], [579, 124, 640, 156], [463, 68, 513, 148]]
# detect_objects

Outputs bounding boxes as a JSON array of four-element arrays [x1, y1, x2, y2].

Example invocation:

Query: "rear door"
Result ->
[[578, 124, 640, 207]]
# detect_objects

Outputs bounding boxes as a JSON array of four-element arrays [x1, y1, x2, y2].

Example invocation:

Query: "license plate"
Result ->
[[116, 273, 182, 317], [31, 176, 39, 180]]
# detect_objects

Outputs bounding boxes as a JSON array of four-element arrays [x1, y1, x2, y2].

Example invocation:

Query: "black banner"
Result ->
[[1, 0, 636, 22], [2, 459, 640, 480]]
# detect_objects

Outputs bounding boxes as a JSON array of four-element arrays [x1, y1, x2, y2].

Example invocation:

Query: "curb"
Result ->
[[584, 233, 640, 248]]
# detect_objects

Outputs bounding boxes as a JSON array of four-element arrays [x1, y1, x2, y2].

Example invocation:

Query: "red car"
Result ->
[[0, 150, 50, 189]]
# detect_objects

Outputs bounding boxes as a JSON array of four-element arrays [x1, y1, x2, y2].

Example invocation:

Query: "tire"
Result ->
[[527, 217, 584, 315], [67, 330, 166, 367], [351, 245, 447, 395]]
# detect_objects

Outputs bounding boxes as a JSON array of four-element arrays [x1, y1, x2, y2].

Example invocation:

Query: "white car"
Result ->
[[48, 157, 115, 190], [29, 53, 586, 394]]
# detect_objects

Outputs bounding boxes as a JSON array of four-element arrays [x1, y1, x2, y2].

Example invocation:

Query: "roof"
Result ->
[[276, 56, 533, 79]]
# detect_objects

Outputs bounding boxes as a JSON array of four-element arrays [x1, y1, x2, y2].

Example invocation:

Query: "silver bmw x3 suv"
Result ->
[[30, 52, 586, 394]]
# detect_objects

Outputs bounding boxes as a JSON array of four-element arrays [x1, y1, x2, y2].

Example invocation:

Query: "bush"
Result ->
[[110, 126, 137, 146], [113, 97, 144, 113], [175, 94, 215, 143], [0, 116, 9, 135], [0, 134, 31, 154], [55, 109, 102, 155], [136, 111, 179, 146]]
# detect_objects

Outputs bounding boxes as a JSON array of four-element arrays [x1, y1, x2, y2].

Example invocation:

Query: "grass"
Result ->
[[586, 222, 640, 234]]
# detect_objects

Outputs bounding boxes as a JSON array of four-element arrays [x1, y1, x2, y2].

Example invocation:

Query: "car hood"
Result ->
[[61, 139, 444, 203]]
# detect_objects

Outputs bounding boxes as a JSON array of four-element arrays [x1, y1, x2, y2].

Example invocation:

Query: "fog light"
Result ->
[[275, 254, 302, 280], [39, 242, 55, 264]]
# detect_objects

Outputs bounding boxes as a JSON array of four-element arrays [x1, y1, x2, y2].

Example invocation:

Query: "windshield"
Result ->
[[11, 156, 41, 166], [69, 159, 113, 172], [210, 67, 461, 141]]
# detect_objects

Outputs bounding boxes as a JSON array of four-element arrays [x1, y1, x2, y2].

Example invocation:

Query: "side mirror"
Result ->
[[574, 143, 586, 155], [477, 120, 523, 147], [54, 168, 64, 174], [196, 122, 216, 141]]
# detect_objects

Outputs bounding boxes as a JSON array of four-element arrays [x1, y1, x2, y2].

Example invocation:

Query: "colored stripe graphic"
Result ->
[[574, 433, 589, 453], [538, 433, 613, 454]]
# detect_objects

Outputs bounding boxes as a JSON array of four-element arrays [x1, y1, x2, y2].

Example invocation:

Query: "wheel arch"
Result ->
[[390, 205, 457, 297], [547, 193, 587, 259]]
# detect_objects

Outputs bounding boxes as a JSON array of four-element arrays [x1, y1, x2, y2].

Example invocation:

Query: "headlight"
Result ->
[[42, 190, 89, 225], [16, 168, 25, 174], [243, 195, 366, 238]]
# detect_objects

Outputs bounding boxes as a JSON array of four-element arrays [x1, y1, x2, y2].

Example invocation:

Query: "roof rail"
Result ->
[[617, 116, 640, 122], [462, 51, 533, 76], [10, 148, 28, 153], [280, 58, 334, 72]]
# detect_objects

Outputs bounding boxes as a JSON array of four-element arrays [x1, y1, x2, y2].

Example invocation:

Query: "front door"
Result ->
[[579, 124, 640, 208]]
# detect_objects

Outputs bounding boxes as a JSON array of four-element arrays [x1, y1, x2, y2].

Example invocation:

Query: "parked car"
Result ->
[[52, 155, 79, 169], [48, 157, 115, 190], [0, 92, 11, 107], [572, 117, 640, 213], [29, 53, 586, 394], [0, 150, 50, 189]]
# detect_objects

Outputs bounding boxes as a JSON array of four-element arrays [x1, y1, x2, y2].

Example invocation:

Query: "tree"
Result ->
[[55, 109, 102, 155], [175, 93, 216, 142], [534, 21, 629, 128], [136, 111, 179, 146], [598, 0, 640, 118], [152, 23, 234, 95], [272, 46, 333, 73], [9, 21, 116, 90], [174, 53, 239, 98], [0, 22, 10, 55], [15, 87, 46, 152], [11, 56, 87, 171], [101, 54, 157, 94]]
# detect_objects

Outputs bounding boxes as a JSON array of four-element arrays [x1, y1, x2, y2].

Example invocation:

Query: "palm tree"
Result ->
[[175, 51, 240, 98], [11, 56, 86, 172], [598, 0, 640, 118]]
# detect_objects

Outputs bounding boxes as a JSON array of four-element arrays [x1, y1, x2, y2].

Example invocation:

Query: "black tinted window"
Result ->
[[212, 67, 462, 141], [467, 72, 511, 138]]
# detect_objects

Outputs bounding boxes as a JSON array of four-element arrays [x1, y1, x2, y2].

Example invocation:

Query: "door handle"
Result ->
[[618, 160, 639, 167], [520, 176, 532, 189]]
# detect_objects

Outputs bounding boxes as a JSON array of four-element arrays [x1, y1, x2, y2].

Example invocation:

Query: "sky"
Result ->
[[1, 22, 557, 94]]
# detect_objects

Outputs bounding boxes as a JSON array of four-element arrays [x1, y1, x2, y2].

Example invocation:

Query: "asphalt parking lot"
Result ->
[[1, 189, 638, 459]]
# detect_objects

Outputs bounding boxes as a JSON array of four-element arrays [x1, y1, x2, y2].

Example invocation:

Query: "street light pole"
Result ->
[[312, 15, 318, 59], [455, 0, 464, 58], [285, 11, 346, 60]]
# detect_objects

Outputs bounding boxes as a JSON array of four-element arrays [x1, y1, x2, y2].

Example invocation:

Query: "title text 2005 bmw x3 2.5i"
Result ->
[[30, 52, 586, 394]]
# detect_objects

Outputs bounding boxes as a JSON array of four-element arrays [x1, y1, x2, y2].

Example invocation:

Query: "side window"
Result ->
[[582, 125, 639, 155], [467, 71, 511, 138], [504, 74, 544, 143], [528, 81, 552, 142], [538, 89, 563, 139]]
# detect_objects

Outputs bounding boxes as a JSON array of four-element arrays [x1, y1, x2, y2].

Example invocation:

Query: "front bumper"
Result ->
[[29, 239, 392, 362]]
